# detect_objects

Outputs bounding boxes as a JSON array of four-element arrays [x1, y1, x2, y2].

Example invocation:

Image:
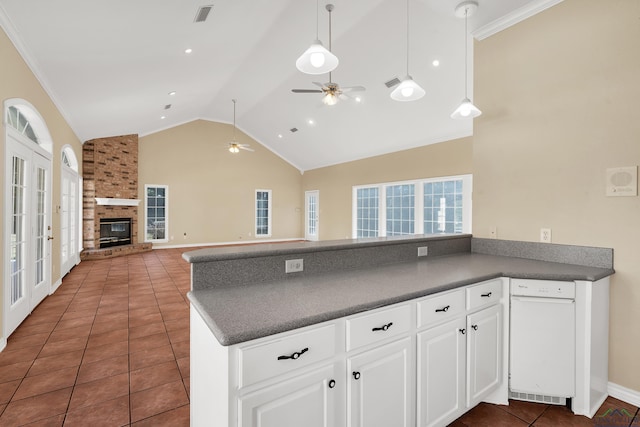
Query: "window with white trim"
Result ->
[[255, 189, 272, 237], [353, 175, 472, 238], [145, 185, 168, 242]]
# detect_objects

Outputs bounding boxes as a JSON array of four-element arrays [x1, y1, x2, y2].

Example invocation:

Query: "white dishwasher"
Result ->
[[509, 279, 575, 405]]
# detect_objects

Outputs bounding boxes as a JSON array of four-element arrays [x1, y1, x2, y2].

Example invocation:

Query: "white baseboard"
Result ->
[[50, 278, 62, 294], [0, 337, 6, 353], [608, 382, 640, 407]]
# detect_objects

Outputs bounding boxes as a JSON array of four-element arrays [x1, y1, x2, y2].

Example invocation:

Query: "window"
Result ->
[[355, 187, 379, 238], [353, 175, 472, 238], [145, 185, 168, 242], [255, 190, 272, 237], [6, 105, 38, 144]]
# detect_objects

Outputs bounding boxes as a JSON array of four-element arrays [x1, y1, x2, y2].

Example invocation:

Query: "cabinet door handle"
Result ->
[[352, 371, 361, 380], [328, 379, 336, 389], [481, 292, 492, 298], [277, 347, 309, 360], [372, 322, 393, 332], [471, 324, 478, 331], [459, 328, 466, 335], [435, 305, 450, 313]]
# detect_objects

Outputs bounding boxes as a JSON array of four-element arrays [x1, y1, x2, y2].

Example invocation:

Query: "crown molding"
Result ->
[[472, 0, 564, 40]]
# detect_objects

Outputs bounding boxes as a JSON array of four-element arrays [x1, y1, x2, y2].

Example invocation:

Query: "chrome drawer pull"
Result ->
[[481, 292, 492, 298], [277, 347, 309, 360], [435, 305, 450, 313], [372, 322, 393, 332]]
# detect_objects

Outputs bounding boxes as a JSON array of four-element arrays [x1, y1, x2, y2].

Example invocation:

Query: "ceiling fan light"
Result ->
[[322, 92, 338, 106], [228, 144, 240, 153], [296, 40, 339, 75], [390, 76, 425, 102], [450, 98, 482, 119]]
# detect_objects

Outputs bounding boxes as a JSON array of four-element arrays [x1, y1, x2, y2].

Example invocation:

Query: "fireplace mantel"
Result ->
[[95, 198, 141, 206]]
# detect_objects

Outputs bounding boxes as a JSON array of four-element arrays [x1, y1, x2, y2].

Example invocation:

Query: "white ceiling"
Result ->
[[0, 0, 562, 171]]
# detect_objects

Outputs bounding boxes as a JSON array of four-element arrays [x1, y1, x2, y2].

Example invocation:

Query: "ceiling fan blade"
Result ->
[[341, 86, 366, 93], [240, 146, 254, 152], [292, 89, 323, 93]]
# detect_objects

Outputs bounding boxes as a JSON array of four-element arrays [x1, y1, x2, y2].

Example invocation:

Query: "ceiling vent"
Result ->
[[290, 127, 298, 133], [385, 77, 401, 88], [194, 5, 213, 23], [164, 104, 172, 110]]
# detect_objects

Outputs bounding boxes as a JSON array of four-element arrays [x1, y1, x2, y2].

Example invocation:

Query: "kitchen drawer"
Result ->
[[238, 323, 337, 388], [346, 303, 412, 351], [417, 288, 466, 329], [466, 278, 503, 311]]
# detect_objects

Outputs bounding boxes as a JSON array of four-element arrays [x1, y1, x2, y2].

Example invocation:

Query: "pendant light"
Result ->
[[391, 0, 425, 102], [451, 1, 482, 119], [296, 1, 339, 75]]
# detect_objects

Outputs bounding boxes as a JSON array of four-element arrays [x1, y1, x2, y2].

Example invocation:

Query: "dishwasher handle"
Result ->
[[511, 296, 574, 304]]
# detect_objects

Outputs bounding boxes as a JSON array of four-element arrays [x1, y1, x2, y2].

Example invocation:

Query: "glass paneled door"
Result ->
[[61, 166, 79, 276], [4, 136, 52, 336], [305, 191, 319, 241]]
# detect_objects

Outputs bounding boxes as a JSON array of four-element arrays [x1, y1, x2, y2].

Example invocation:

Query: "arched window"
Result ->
[[6, 106, 38, 143], [4, 99, 53, 154], [61, 145, 79, 172]]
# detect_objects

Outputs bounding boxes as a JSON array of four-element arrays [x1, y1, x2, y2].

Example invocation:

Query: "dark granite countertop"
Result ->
[[188, 252, 613, 346]]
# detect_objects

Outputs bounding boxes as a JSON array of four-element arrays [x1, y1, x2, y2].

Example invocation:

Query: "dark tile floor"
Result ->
[[0, 248, 638, 426]]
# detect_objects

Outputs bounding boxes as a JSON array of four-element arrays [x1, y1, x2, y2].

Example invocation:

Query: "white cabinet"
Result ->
[[416, 279, 505, 427], [466, 304, 502, 407], [347, 337, 413, 427], [238, 363, 341, 427], [417, 317, 466, 427]]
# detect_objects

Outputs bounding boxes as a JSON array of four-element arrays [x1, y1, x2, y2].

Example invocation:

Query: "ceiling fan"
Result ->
[[292, 4, 365, 105], [227, 99, 253, 154]]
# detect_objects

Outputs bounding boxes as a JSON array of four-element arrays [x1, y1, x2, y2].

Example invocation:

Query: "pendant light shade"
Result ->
[[391, 0, 424, 102], [296, 40, 339, 75], [451, 1, 481, 119], [390, 75, 426, 102], [296, 2, 339, 75]]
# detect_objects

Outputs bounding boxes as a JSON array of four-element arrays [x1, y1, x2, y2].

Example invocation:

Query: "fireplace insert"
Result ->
[[99, 218, 131, 248]]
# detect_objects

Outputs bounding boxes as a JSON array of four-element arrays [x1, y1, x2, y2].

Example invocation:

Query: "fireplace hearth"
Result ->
[[100, 218, 132, 248]]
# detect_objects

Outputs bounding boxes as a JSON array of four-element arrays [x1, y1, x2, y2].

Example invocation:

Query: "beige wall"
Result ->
[[302, 138, 473, 240], [138, 120, 303, 246], [473, 0, 640, 390], [0, 28, 82, 335]]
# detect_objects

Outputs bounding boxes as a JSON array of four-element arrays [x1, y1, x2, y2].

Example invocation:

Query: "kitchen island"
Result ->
[[185, 235, 613, 427]]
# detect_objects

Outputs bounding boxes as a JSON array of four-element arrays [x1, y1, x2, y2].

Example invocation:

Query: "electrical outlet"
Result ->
[[540, 228, 552, 243], [417, 246, 429, 257], [285, 259, 304, 273], [489, 226, 497, 239]]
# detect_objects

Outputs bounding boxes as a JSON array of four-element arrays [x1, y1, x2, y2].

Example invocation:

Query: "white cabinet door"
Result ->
[[347, 337, 413, 427], [238, 363, 341, 427], [467, 304, 502, 408], [417, 317, 466, 427]]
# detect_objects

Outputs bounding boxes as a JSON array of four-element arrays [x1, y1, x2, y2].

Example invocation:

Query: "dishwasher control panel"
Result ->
[[510, 279, 575, 299]]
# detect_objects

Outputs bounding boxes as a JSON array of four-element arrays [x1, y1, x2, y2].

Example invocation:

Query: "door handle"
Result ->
[[47, 236, 54, 240]]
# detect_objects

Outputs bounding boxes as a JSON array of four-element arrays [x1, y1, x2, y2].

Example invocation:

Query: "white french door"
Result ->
[[61, 166, 79, 276], [305, 190, 319, 241], [4, 134, 52, 336]]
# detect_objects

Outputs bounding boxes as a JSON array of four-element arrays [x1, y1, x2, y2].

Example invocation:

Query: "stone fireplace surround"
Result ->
[[81, 134, 151, 259]]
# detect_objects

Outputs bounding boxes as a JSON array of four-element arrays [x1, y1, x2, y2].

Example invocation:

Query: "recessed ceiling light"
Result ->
[[168, 91, 176, 96], [432, 59, 440, 67], [355, 96, 362, 103], [160, 116, 166, 120], [307, 119, 315, 125], [277, 134, 283, 139], [184, 48, 193, 54]]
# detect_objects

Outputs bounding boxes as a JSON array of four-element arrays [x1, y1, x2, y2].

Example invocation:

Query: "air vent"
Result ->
[[290, 127, 298, 133], [194, 5, 213, 23], [385, 77, 401, 88], [164, 104, 172, 110]]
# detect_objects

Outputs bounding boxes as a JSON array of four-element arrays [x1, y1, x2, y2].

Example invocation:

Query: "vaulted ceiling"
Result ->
[[0, 0, 562, 171]]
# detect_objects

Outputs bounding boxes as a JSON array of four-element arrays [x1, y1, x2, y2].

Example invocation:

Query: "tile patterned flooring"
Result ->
[[0, 248, 638, 426]]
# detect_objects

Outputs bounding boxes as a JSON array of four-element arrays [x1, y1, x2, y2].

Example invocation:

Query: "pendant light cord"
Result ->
[[328, 5, 333, 83], [315, 0, 319, 40], [232, 99, 236, 141], [405, 0, 410, 75], [464, 7, 468, 97]]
